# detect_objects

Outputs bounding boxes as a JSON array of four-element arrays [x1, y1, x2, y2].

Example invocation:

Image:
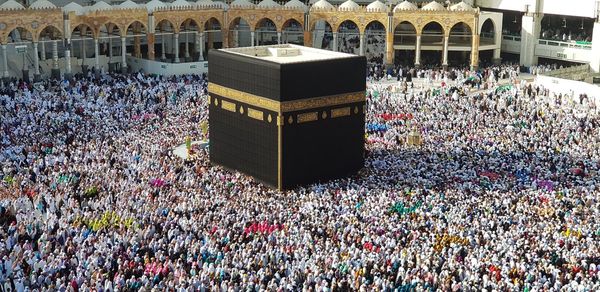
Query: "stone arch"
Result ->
[[449, 22, 472, 45], [125, 21, 147, 35], [418, 21, 444, 37], [5, 26, 34, 43], [393, 21, 418, 66], [228, 16, 250, 32], [311, 19, 333, 50], [205, 17, 222, 32], [364, 20, 386, 63], [309, 16, 333, 32], [178, 19, 200, 61], [71, 24, 94, 61], [334, 18, 359, 34], [363, 20, 385, 36], [99, 22, 121, 38], [448, 21, 473, 37], [478, 17, 496, 36], [204, 17, 222, 51], [180, 18, 201, 33], [282, 18, 303, 45], [37, 25, 63, 42], [256, 18, 278, 46], [98, 23, 120, 58], [282, 17, 304, 31], [337, 19, 359, 33], [392, 19, 418, 35], [255, 17, 278, 32], [72, 23, 96, 40], [337, 20, 359, 54], [154, 19, 176, 35], [228, 17, 252, 47], [479, 18, 496, 45], [125, 21, 147, 59]]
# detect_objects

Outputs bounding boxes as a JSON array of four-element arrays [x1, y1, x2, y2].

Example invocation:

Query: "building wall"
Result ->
[[476, 0, 599, 18]]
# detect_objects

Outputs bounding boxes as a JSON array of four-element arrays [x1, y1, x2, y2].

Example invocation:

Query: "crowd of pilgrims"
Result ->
[[0, 64, 599, 291]]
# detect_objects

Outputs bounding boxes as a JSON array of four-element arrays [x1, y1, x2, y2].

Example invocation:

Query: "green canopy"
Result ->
[[496, 84, 512, 93]]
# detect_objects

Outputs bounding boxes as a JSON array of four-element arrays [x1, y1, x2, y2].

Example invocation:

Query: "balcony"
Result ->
[[501, 34, 521, 54], [501, 34, 594, 63], [535, 39, 593, 63]]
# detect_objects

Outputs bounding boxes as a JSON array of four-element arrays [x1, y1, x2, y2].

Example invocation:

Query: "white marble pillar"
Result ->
[[81, 37, 86, 61], [33, 42, 40, 75], [197, 32, 204, 61], [94, 38, 99, 70], [52, 40, 59, 70], [121, 36, 127, 70], [185, 32, 190, 59], [1, 44, 7, 77], [40, 40, 46, 61], [359, 33, 364, 56], [590, 22, 600, 73], [442, 36, 449, 66], [520, 13, 542, 67], [277, 31, 281, 44], [65, 40, 72, 74], [332, 32, 338, 51], [415, 35, 422, 66], [108, 37, 113, 59], [174, 33, 180, 63], [251, 31, 255, 47], [161, 33, 166, 60]]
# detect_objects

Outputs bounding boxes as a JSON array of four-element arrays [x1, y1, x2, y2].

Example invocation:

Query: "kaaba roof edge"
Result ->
[[217, 44, 357, 64]]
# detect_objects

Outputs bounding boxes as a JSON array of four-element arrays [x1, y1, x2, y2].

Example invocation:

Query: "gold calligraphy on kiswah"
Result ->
[[208, 82, 365, 113]]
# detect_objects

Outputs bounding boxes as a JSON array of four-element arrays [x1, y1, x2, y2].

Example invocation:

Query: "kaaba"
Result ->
[[208, 44, 366, 190]]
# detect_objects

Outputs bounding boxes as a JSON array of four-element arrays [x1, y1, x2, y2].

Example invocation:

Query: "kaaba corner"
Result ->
[[208, 44, 366, 190]]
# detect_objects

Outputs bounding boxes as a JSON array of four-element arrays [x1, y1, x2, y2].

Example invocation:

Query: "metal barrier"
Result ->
[[502, 35, 521, 42], [537, 39, 592, 50]]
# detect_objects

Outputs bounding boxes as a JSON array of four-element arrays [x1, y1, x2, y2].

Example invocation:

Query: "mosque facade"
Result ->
[[0, 0, 503, 79]]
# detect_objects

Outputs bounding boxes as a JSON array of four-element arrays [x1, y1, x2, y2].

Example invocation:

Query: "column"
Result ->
[[197, 32, 204, 61], [121, 36, 127, 71], [81, 36, 86, 61], [174, 33, 180, 63], [590, 22, 600, 73], [2, 44, 8, 77], [385, 14, 394, 68], [94, 38, 99, 70], [251, 31, 255, 47], [40, 40, 46, 61], [303, 31, 312, 47], [415, 34, 422, 67], [277, 31, 282, 44], [520, 13, 542, 67], [147, 33, 155, 61], [332, 32, 338, 51], [492, 48, 501, 65], [234, 29, 239, 47], [161, 33, 166, 60], [359, 33, 364, 56], [470, 34, 479, 71], [52, 40, 59, 70], [33, 42, 40, 75], [209, 31, 215, 49], [134, 36, 141, 58], [442, 35, 449, 68], [185, 32, 190, 59], [108, 37, 113, 59], [65, 39, 72, 74], [385, 30, 394, 67]]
